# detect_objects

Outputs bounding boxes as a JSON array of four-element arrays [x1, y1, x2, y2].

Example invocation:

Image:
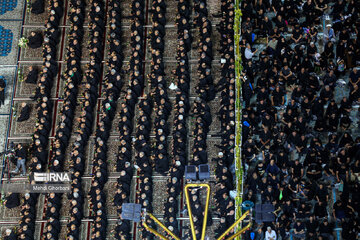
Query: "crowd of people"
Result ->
[[162, 0, 192, 237], [79, 0, 108, 239], [16, 0, 64, 239], [10, 0, 360, 239], [41, 0, 87, 239], [113, 0, 145, 238], [241, 0, 360, 239], [183, 0, 216, 238], [212, 0, 237, 238], [136, 0, 171, 238]]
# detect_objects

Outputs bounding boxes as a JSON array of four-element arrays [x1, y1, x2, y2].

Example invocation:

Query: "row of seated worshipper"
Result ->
[[86, 0, 125, 239], [113, 0, 145, 238], [149, 0, 171, 177], [134, 95, 155, 240], [40, 0, 86, 239], [135, 0, 169, 238], [185, 0, 214, 238], [17, 0, 64, 239], [61, 1, 107, 240], [212, 0, 237, 238], [161, 0, 192, 236], [61, 3, 87, 239], [240, 0, 360, 239]]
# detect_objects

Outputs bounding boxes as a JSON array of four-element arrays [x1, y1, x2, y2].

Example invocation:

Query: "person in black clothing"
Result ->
[[4, 229, 17, 240], [11, 143, 27, 176], [0, 77, 5, 107], [24, 66, 39, 84], [28, 31, 43, 49], [31, 0, 45, 14], [4, 192, 20, 209], [17, 102, 31, 122]]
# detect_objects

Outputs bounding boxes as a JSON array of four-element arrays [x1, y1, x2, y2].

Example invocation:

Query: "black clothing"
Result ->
[[5, 193, 20, 209], [17, 105, 31, 122], [31, 0, 45, 14], [28, 32, 43, 49]]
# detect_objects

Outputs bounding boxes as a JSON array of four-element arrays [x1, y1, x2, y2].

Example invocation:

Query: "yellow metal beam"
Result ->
[[216, 210, 251, 240], [141, 183, 252, 240], [142, 221, 169, 240], [225, 222, 252, 240], [147, 213, 181, 240], [184, 183, 211, 240]]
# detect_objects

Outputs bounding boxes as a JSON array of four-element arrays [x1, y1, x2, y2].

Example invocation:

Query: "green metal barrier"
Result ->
[[234, 0, 244, 239]]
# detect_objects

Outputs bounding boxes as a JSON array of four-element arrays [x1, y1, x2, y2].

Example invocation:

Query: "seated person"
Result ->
[[4, 228, 17, 240], [319, 219, 334, 240], [290, 25, 303, 45], [17, 102, 31, 122], [4, 192, 20, 209], [31, 0, 45, 14], [296, 202, 311, 219], [28, 31, 43, 49], [292, 221, 306, 240], [25, 66, 39, 84]]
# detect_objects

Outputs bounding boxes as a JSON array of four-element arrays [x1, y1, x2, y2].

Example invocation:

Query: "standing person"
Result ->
[[0, 77, 5, 107], [11, 143, 27, 176]]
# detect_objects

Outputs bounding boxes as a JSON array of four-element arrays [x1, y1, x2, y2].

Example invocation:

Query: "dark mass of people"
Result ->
[[149, 0, 171, 176], [162, 0, 192, 237], [16, 0, 64, 239], [64, 0, 108, 239], [183, 0, 217, 238], [113, 0, 145, 239], [213, 0, 236, 238], [41, 0, 86, 239], [240, 0, 360, 239], [9, 0, 360, 239]]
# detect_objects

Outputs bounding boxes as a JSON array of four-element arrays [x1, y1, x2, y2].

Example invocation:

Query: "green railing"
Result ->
[[234, 0, 243, 239]]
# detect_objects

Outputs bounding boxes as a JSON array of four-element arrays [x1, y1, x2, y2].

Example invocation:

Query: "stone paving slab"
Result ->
[[152, 177, 169, 216], [0, 115, 9, 152], [163, 28, 178, 59]]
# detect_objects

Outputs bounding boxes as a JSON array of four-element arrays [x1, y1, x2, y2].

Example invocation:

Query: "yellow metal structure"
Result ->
[[216, 210, 252, 240], [184, 183, 211, 240], [142, 183, 251, 240], [142, 212, 181, 240]]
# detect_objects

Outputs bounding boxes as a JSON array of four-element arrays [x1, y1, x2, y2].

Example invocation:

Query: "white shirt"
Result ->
[[245, 48, 254, 60], [265, 230, 277, 240]]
